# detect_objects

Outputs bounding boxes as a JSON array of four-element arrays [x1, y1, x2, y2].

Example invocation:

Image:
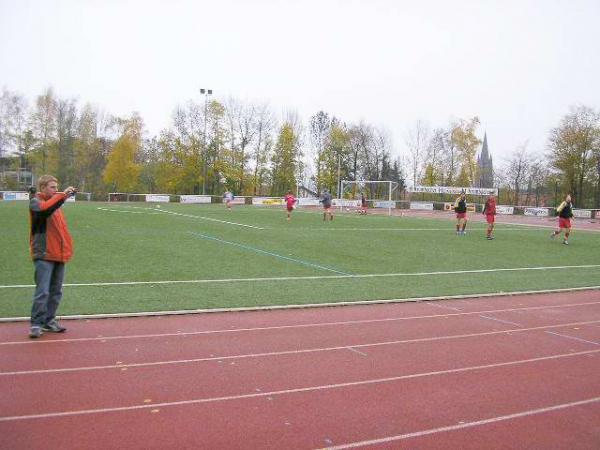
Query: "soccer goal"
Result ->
[[339, 180, 399, 216]]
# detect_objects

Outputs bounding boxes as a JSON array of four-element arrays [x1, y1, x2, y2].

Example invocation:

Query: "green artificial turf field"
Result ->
[[1, 201, 598, 317]]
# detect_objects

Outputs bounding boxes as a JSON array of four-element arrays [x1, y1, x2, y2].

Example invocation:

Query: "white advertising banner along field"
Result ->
[[229, 197, 246, 205], [524, 207, 550, 217], [373, 201, 396, 209], [146, 195, 170, 203], [496, 205, 515, 215], [297, 198, 321, 207], [1, 191, 29, 200], [179, 195, 212, 204], [252, 197, 284, 206], [333, 199, 360, 207], [573, 209, 592, 218], [410, 186, 498, 196], [410, 202, 434, 210]]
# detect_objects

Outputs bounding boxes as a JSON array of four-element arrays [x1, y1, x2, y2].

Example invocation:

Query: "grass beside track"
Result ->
[[1, 201, 599, 317]]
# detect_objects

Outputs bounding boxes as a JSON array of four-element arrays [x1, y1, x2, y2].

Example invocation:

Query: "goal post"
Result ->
[[339, 180, 399, 216]]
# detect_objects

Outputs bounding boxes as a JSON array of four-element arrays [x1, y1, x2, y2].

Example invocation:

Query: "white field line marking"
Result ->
[[96, 208, 161, 215], [2, 320, 599, 376], [347, 347, 368, 357], [479, 315, 523, 327], [152, 208, 265, 229], [0, 349, 598, 422], [478, 220, 600, 233], [3, 264, 600, 289], [318, 396, 600, 449], [544, 331, 599, 346], [2, 301, 598, 346], [189, 232, 351, 275], [98, 206, 265, 229], [252, 207, 600, 232], [402, 213, 600, 233]]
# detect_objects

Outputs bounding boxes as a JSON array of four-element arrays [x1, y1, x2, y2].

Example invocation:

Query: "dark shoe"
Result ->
[[42, 319, 66, 333], [29, 326, 43, 339]]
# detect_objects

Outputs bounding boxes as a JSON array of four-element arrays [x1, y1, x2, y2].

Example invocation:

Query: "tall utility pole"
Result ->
[[337, 151, 341, 199], [200, 88, 213, 195]]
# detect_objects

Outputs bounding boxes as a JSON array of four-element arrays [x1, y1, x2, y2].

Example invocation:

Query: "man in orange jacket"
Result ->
[[28, 175, 76, 338]]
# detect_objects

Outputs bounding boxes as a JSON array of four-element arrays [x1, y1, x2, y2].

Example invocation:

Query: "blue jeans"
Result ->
[[31, 260, 66, 326]]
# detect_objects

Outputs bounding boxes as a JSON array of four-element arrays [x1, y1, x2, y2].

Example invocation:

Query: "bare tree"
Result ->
[[310, 111, 331, 194], [423, 128, 449, 185], [251, 103, 275, 195], [548, 105, 600, 206], [0, 88, 28, 159], [30, 88, 58, 172], [504, 143, 533, 205], [225, 98, 259, 193], [347, 122, 372, 182], [405, 120, 430, 188]]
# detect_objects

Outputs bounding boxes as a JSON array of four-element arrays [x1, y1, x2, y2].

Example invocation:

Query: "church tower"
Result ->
[[477, 133, 494, 188]]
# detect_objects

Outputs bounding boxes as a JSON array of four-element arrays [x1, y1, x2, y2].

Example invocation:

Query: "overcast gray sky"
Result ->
[[1, 0, 599, 163]]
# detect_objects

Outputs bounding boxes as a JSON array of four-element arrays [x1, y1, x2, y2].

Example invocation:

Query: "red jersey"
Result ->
[[483, 198, 496, 215], [285, 194, 296, 208]]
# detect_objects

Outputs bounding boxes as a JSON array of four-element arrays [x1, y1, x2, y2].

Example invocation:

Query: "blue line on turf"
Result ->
[[188, 232, 352, 275]]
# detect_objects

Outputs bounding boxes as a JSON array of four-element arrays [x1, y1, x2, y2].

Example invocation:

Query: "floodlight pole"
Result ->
[[200, 88, 213, 195], [336, 151, 341, 199]]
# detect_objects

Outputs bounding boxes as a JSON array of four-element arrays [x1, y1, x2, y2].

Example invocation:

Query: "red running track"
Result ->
[[1, 290, 599, 449]]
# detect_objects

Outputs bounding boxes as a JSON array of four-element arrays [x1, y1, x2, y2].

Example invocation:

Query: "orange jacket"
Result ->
[[29, 192, 73, 262]]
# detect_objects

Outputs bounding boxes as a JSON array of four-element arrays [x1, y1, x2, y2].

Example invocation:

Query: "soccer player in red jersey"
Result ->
[[482, 194, 497, 240], [284, 190, 296, 222], [551, 194, 574, 245]]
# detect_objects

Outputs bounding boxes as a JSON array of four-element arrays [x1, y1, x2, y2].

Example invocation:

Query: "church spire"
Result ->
[[481, 132, 489, 160], [477, 132, 494, 188]]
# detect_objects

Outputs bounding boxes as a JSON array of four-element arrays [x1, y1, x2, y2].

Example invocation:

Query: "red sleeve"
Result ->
[[30, 193, 68, 215]]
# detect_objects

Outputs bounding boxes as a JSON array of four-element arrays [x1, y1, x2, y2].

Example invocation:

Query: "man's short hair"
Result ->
[[37, 175, 58, 191]]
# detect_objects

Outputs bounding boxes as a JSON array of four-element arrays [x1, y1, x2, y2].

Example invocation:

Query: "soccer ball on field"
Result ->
[[155, 205, 161, 208]]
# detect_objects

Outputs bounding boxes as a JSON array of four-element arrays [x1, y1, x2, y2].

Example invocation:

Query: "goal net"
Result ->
[[339, 180, 399, 216]]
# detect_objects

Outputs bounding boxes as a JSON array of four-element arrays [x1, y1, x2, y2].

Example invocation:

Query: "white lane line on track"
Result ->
[[544, 331, 599, 346], [318, 396, 600, 449], [2, 265, 600, 289], [0, 349, 598, 422], [479, 315, 523, 327], [427, 303, 461, 311], [1, 301, 599, 346], [2, 320, 599, 377], [290, 227, 547, 232], [347, 347, 368, 357]]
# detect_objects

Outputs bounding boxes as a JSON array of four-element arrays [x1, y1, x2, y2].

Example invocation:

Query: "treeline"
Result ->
[[0, 88, 403, 199], [404, 107, 600, 208], [1, 87, 599, 207]]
